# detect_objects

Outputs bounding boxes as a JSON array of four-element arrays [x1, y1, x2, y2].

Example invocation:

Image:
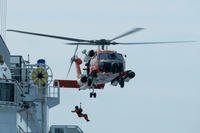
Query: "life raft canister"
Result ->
[[32, 66, 48, 87]]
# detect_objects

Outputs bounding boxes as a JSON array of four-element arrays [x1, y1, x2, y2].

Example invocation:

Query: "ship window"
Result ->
[[10, 56, 28, 83], [55, 128, 64, 133], [0, 83, 14, 102]]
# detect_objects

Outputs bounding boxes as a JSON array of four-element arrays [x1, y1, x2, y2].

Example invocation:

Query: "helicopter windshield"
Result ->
[[98, 53, 123, 61]]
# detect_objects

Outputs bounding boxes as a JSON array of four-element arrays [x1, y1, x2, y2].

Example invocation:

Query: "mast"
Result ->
[[0, 0, 7, 40]]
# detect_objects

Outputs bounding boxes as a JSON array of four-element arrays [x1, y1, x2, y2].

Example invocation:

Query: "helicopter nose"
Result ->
[[111, 63, 124, 73]]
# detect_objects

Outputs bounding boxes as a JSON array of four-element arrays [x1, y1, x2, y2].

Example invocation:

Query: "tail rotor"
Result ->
[[66, 44, 79, 78]]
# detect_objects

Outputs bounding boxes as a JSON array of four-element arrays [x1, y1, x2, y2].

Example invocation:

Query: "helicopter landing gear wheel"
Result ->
[[89, 91, 97, 98], [94, 92, 97, 98], [90, 93, 92, 98], [119, 78, 124, 88]]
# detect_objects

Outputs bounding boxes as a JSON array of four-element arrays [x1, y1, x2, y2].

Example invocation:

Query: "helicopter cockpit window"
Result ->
[[114, 53, 123, 61], [99, 53, 123, 61], [99, 53, 108, 60]]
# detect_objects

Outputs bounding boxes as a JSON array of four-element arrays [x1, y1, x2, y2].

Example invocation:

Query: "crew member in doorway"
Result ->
[[71, 105, 90, 122], [0, 54, 11, 79]]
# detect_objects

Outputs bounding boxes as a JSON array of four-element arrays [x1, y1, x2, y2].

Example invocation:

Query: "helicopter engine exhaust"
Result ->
[[111, 70, 135, 87], [124, 70, 135, 82]]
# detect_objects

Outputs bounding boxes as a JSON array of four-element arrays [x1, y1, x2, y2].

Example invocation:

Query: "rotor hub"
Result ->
[[94, 39, 110, 45]]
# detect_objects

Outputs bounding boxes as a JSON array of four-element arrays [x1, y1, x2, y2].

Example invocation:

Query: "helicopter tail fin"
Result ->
[[74, 58, 82, 79]]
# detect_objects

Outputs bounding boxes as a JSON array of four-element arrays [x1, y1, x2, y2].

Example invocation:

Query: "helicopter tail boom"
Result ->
[[53, 79, 105, 89], [54, 80, 80, 88]]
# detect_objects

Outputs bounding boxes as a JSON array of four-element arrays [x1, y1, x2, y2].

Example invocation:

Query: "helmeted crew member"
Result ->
[[71, 105, 90, 122], [83, 50, 95, 76], [0, 54, 11, 79]]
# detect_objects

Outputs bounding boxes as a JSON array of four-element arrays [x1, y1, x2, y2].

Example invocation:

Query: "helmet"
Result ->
[[88, 50, 95, 57], [75, 106, 79, 109]]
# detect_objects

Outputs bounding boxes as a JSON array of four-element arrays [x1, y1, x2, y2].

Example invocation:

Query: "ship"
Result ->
[[0, 0, 84, 132]]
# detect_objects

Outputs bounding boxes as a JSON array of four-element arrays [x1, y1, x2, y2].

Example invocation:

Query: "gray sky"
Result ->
[[6, 0, 200, 133]]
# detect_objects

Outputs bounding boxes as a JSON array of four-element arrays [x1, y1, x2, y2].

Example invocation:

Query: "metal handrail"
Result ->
[[48, 85, 60, 98]]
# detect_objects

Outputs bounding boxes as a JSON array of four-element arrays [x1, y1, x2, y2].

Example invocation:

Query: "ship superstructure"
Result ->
[[0, 35, 84, 133], [0, 0, 85, 132], [0, 35, 60, 132]]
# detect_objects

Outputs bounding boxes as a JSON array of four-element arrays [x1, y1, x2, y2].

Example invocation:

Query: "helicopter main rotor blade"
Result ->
[[66, 44, 79, 78], [65, 42, 97, 45], [110, 28, 144, 41], [113, 41, 196, 45], [7, 29, 90, 42], [65, 40, 196, 46]]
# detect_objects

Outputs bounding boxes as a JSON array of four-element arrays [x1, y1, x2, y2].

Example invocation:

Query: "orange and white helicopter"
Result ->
[[7, 28, 193, 98]]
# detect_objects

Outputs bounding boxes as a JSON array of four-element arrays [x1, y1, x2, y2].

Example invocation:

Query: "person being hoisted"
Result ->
[[71, 103, 90, 122]]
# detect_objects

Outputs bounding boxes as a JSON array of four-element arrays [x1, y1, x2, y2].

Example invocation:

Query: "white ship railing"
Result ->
[[48, 86, 59, 98]]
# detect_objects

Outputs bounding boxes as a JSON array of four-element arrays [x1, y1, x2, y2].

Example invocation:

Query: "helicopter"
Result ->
[[7, 28, 194, 98], [53, 48, 136, 98]]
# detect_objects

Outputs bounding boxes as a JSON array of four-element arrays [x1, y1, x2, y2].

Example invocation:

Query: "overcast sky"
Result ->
[[5, 0, 200, 133]]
